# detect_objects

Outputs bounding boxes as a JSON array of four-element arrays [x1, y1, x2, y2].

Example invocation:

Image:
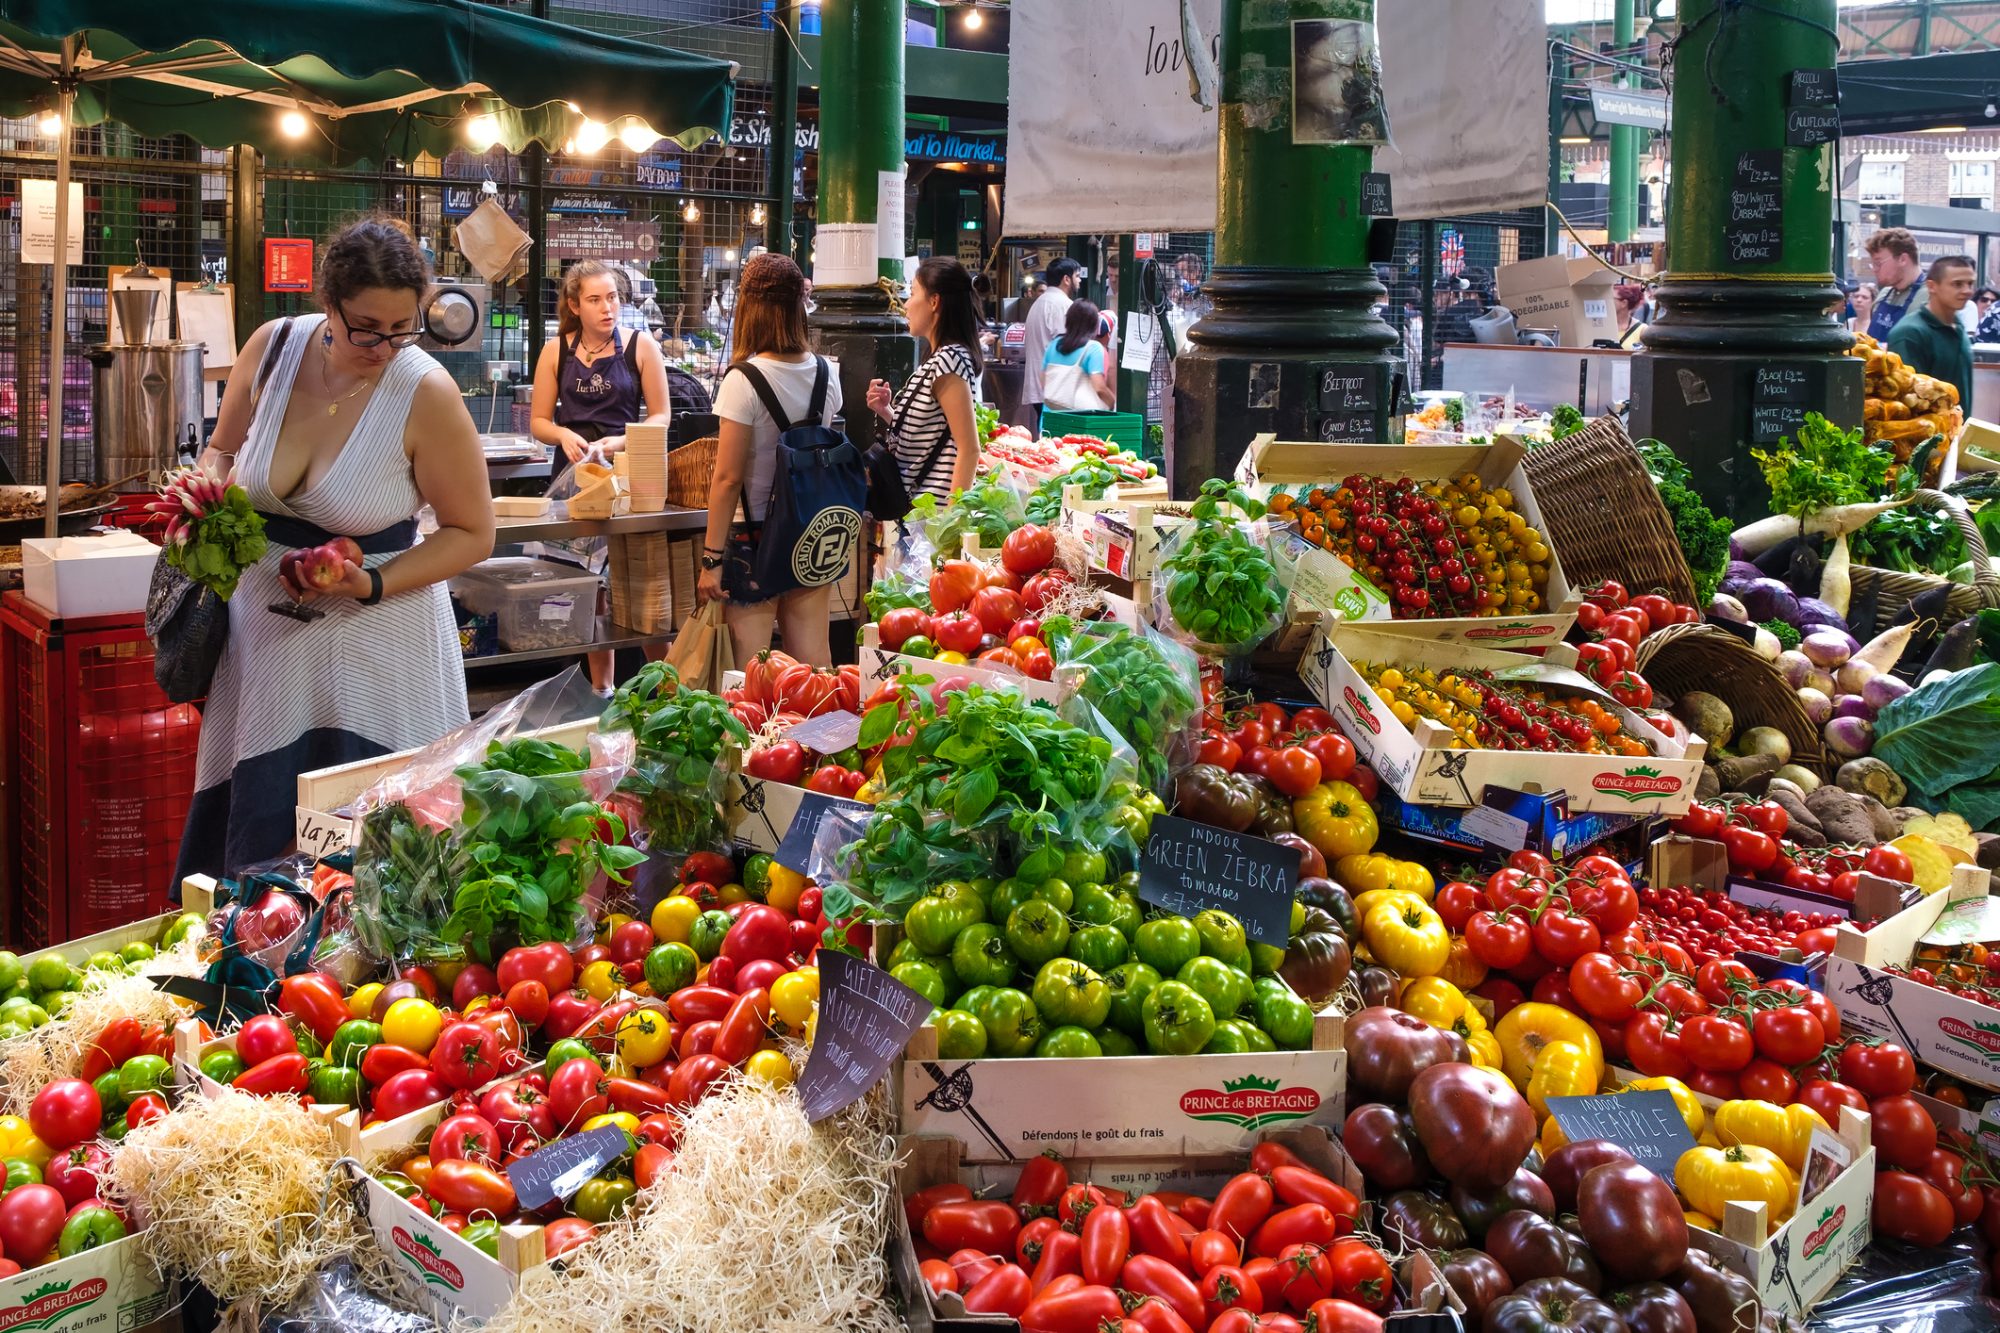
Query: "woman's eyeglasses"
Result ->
[[336, 304, 425, 348]]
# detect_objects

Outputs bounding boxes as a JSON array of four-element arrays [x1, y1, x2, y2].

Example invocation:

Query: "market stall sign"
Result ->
[[547, 220, 660, 263], [1315, 365, 1381, 443], [1361, 172, 1394, 217], [1786, 106, 1840, 148], [1751, 365, 1815, 444], [1725, 151, 1784, 265], [1548, 1089, 1699, 1186], [785, 710, 863, 755], [264, 238, 314, 292], [775, 790, 870, 875], [1791, 69, 1838, 107], [1590, 87, 1668, 131], [1137, 813, 1296, 947], [507, 1124, 632, 1210], [797, 952, 931, 1123]]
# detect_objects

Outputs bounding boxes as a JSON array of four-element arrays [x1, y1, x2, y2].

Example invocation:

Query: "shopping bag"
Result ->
[[665, 599, 733, 694]]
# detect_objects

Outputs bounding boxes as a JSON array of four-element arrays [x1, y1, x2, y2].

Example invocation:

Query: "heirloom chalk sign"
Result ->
[[1137, 813, 1297, 947], [1548, 1089, 1699, 1185], [774, 790, 870, 875], [798, 953, 930, 1122], [507, 1125, 634, 1209]]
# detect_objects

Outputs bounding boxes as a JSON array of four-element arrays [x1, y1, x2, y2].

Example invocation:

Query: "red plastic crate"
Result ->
[[0, 591, 200, 950], [99, 492, 173, 544]]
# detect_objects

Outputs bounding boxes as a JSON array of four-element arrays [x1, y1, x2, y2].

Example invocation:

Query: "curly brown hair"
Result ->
[[732, 253, 809, 362]]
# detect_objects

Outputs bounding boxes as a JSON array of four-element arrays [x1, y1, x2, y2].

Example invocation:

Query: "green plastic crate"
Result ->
[[1040, 409, 1144, 453]]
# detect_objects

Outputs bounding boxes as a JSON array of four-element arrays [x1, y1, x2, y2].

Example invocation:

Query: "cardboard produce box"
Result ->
[[1300, 619, 1705, 815], [345, 1159, 547, 1327], [0, 1232, 173, 1333], [1824, 865, 2000, 1090], [1235, 434, 1582, 649], [1497, 255, 1622, 346]]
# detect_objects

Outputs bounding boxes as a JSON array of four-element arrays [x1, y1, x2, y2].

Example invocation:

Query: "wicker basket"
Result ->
[[668, 436, 720, 508], [1845, 488, 2000, 640], [1635, 622, 1827, 775], [1518, 416, 1698, 606]]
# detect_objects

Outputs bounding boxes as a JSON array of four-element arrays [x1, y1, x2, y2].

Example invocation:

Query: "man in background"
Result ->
[[1887, 254, 1976, 416], [1019, 257, 1083, 431], [1864, 227, 1925, 341]]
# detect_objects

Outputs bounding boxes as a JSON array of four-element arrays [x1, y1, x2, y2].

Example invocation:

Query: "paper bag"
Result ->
[[665, 600, 733, 694], [454, 196, 533, 286]]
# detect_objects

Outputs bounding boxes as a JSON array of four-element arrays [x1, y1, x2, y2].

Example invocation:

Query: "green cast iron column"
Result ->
[[765, 0, 800, 258], [1171, 0, 1403, 498], [1629, 0, 1862, 521], [809, 0, 915, 454], [1609, 0, 1637, 243]]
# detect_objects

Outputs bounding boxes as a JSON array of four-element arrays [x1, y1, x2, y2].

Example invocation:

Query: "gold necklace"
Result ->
[[319, 348, 377, 417]]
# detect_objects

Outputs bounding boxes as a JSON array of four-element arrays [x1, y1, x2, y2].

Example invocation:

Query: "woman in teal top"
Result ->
[[1041, 300, 1116, 410]]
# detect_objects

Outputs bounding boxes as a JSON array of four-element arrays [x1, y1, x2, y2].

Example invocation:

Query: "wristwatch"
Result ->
[[700, 552, 726, 571]]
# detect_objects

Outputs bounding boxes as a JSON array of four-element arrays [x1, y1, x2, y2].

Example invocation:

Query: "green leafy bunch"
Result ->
[[1044, 620, 1200, 792], [1162, 479, 1283, 647], [974, 402, 1001, 442], [1751, 412, 1892, 520], [443, 737, 644, 954], [864, 569, 931, 622], [165, 483, 267, 599], [1637, 440, 1732, 604], [601, 661, 748, 853], [1550, 404, 1585, 441], [913, 470, 1024, 558], [1025, 457, 1121, 526], [1853, 439, 1967, 575]]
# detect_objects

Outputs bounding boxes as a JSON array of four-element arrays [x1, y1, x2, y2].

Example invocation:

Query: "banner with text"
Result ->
[[1006, 0, 1548, 233]]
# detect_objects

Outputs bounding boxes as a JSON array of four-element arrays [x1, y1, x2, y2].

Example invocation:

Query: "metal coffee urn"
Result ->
[[89, 281, 205, 492]]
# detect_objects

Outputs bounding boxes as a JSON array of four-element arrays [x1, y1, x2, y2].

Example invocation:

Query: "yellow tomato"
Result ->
[[348, 982, 384, 1021], [1400, 977, 1472, 1030], [745, 1049, 796, 1088], [1493, 1002, 1603, 1091], [1676, 1144, 1796, 1230], [1683, 1210, 1720, 1232], [1622, 1076, 1706, 1138], [583, 1112, 642, 1137], [1526, 1041, 1599, 1118], [596, 913, 634, 942], [936, 650, 969, 665], [1464, 1028, 1504, 1071], [651, 895, 701, 946], [580, 959, 623, 1002], [1714, 1099, 1829, 1172], [381, 998, 443, 1054], [718, 882, 750, 906], [0, 1117, 50, 1168], [615, 1007, 674, 1068], [764, 865, 807, 915], [1437, 936, 1489, 992], [1540, 1113, 1569, 1155], [1360, 899, 1450, 977], [1294, 782, 1379, 860], [1336, 854, 1398, 896], [770, 969, 820, 1036]]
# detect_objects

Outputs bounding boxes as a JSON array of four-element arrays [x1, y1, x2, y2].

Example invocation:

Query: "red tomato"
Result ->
[[432, 1022, 503, 1090], [1751, 1006, 1825, 1066], [875, 606, 931, 652], [1871, 1094, 1939, 1171], [1839, 1042, 1917, 1099], [929, 560, 984, 615], [1266, 746, 1323, 799], [432, 1112, 502, 1165], [498, 942, 576, 996], [1303, 1300, 1385, 1333], [1002, 524, 1057, 575], [931, 610, 985, 655], [542, 1216, 596, 1258], [1020, 570, 1072, 613], [1299, 731, 1356, 782], [1324, 1239, 1395, 1312], [1862, 845, 1915, 882], [0, 1185, 67, 1265], [235, 1014, 301, 1068], [970, 586, 1026, 637], [962, 1264, 1033, 1316], [1874, 1172, 1955, 1248], [28, 1081, 101, 1152], [1196, 733, 1242, 771]]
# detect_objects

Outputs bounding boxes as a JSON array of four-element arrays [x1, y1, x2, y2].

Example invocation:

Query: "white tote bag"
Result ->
[[1041, 356, 1102, 412]]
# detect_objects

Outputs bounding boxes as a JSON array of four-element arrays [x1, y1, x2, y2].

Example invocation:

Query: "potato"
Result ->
[[1889, 834, 1957, 893]]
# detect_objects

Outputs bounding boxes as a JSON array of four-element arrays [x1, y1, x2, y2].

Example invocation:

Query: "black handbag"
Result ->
[[146, 318, 295, 703], [866, 360, 957, 523]]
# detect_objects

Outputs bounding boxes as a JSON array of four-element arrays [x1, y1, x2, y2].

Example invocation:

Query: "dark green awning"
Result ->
[[0, 0, 736, 161]]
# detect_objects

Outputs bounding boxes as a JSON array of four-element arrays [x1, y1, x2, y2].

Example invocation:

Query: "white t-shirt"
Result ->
[[714, 354, 845, 520], [1021, 289, 1073, 406]]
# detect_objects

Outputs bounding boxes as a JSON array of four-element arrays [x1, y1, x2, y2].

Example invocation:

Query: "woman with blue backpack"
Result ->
[[697, 252, 864, 667]]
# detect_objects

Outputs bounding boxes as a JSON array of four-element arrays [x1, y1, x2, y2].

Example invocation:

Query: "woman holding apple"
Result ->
[[175, 215, 494, 880]]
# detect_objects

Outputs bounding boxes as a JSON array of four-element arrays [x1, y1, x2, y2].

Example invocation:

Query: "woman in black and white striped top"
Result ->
[[866, 257, 985, 502]]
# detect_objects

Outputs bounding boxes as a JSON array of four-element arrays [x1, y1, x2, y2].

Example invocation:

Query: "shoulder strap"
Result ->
[[623, 330, 641, 373], [806, 356, 831, 424], [731, 361, 797, 433], [252, 317, 295, 406]]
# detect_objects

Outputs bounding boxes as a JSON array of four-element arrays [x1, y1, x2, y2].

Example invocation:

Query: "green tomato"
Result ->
[[891, 961, 949, 1009], [1004, 900, 1070, 969], [0, 1159, 39, 1194], [118, 941, 155, 966], [103, 1116, 129, 1142], [1195, 909, 1251, 969], [199, 1049, 246, 1086], [1068, 924, 1130, 974], [1062, 850, 1109, 887], [1015, 845, 1066, 884], [1104, 962, 1163, 1037], [883, 937, 926, 971], [1203, 1019, 1256, 1054], [1034, 1026, 1102, 1058], [0, 998, 34, 1028], [0, 1023, 26, 1043], [1134, 917, 1201, 977], [161, 912, 206, 950], [1107, 805, 1150, 845], [1094, 1026, 1140, 1057], [1290, 899, 1309, 935], [987, 877, 1036, 925], [0, 953, 21, 992], [84, 951, 122, 974], [689, 910, 733, 961], [574, 1175, 637, 1223], [327, 1019, 383, 1068], [1250, 940, 1287, 976], [545, 1038, 601, 1081], [56, 1204, 126, 1257], [92, 1071, 124, 1114], [905, 883, 987, 956], [950, 923, 1018, 991], [1136, 791, 1167, 818], [25, 955, 72, 993], [1116, 870, 1143, 895], [643, 942, 700, 996], [955, 986, 998, 1026], [1243, 1024, 1277, 1052], [375, 1172, 422, 1201], [1253, 977, 1316, 1051], [934, 1009, 989, 1060], [1030, 959, 1110, 1030], [307, 1063, 363, 1107], [32, 994, 66, 1021], [1031, 878, 1074, 915], [970, 876, 1000, 905], [1178, 956, 1249, 1020], [116, 1055, 171, 1102], [975, 987, 1043, 1058], [900, 634, 939, 659], [460, 1218, 501, 1259], [1141, 980, 1217, 1055]]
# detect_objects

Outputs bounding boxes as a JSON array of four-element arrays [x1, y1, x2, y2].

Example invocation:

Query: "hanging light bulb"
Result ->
[[35, 108, 62, 137], [280, 109, 310, 140], [683, 200, 701, 223], [963, 3, 984, 30], [725, 249, 738, 263], [618, 121, 662, 153], [466, 114, 501, 151], [574, 119, 611, 154], [751, 203, 767, 226]]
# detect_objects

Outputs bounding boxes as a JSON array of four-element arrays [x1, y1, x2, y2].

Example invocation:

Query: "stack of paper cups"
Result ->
[[624, 422, 667, 513]]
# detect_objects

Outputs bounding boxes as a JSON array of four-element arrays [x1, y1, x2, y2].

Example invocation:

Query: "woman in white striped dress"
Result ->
[[866, 257, 986, 503], [175, 217, 495, 880]]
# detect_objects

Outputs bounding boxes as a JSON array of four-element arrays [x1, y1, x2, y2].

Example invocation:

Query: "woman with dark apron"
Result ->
[[530, 260, 670, 691]]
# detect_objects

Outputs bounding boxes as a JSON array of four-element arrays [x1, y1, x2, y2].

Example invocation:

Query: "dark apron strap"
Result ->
[[257, 512, 417, 556]]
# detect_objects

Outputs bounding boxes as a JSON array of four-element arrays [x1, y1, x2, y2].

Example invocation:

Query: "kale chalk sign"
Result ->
[[1137, 813, 1297, 947]]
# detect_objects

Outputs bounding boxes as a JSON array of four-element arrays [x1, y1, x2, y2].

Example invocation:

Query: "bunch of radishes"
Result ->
[[145, 465, 235, 550], [280, 537, 365, 593]]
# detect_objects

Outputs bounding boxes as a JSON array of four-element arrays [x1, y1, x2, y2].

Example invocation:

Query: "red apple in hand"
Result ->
[[299, 542, 351, 591]]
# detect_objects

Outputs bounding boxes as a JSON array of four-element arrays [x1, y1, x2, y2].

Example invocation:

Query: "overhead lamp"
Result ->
[[1918, 126, 1969, 134], [683, 200, 701, 222], [1559, 136, 1593, 145], [963, 4, 984, 30], [725, 249, 738, 262], [466, 114, 501, 152], [280, 109, 310, 140], [1986, 101, 1997, 119], [751, 203, 767, 225], [34, 107, 61, 137], [574, 119, 611, 154], [618, 121, 662, 153]]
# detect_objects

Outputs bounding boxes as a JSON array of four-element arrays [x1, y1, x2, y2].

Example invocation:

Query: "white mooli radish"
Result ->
[[1821, 532, 1851, 617], [1731, 500, 1909, 558], [1850, 621, 1917, 676]]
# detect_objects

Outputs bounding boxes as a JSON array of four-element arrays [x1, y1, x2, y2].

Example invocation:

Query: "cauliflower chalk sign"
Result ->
[[1137, 813, 1297, 947]]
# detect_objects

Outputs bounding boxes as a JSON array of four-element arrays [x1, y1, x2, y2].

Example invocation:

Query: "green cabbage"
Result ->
[[1873, 662, 2000, 820]]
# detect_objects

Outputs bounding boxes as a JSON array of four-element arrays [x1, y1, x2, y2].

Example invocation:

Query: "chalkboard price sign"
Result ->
[[1787, 106, 1840, 147], [774, 789, 870, 876], [1361, 173, 1394, 217], [1137, 813, 1297, 946], [1726, 224, 1784, 265], [1316, 412, 1377, 443], [1754, 365, 1813, 404], [797, 953, 931, 1122], [1318, 366, 1378, 413], [1790, 68, 1838, 106], [508, 1125, 635, 1209], [1735, 150, 1782, 187], [1751, 402, 1810, 444], [1547, 1089, 1700, 1185]]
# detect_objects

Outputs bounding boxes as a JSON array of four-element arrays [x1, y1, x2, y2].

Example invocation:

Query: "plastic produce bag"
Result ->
[[525, 459, 610, 574], [1152, 483, 1300, 656], [259, 1258, 439, 1333], [348, 667, 639, 967], [1803, 1234, 1997, 1333], [1049, 618, 1202, 794], [811, 798, 998, 925], [912, 467, 1027, 559], [597, 660, 747, 868], [1290, 10, 1391, 148]]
